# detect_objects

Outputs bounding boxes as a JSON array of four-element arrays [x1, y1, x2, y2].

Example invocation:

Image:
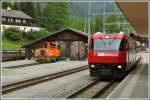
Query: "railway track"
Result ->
[[67, 80, 115, 98], [3, 62, 41, 69], [66, 59, 141, 98], [2, 65, 88, 94]]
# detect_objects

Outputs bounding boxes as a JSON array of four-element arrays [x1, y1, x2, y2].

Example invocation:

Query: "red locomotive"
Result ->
[[88, 33, 140, 79]]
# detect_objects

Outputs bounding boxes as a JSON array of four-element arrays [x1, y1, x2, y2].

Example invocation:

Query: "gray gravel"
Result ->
[[32, 74, 95, 98], [2, 61, 88, 86], [2, 70, 92, 98], [75, 82, 109, 98], [2, 60, 36, 68]]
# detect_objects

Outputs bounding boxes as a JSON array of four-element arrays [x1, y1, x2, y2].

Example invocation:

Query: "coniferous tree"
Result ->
[[37, 2, 70, 31], [2, 2, 9, 9], [2, 2, 19, 10], [94, 16, 103, 33], [105, 12, 118, 33], [69, 17, 85, 31], [18, 2, 36, 18]]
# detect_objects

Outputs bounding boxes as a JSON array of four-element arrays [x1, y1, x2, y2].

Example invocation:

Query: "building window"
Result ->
[[10, 18, 13, 22], [16, 19, 18, 23], [15, 19, 18, 23], [8, 18, 11, 22], [18, 19, 21, 23], [23, 19, 26, 23], [16, 19, 21, 23], [2, 17, 6, 22]]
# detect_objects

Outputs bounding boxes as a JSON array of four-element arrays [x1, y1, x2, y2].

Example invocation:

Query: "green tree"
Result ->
[[17, 2, 36, 18], [13, 2, 19, 10], [25, 31, 37, 40], [36, 3, 41, 16], [2, 2, 19, 10], [22, 29, 50, 40], [121, 24, 135, 33], [2, 2, 10, 9], [36, 29, 50, 38], [37, 2, 70, 31], [33, 3, 43, 25], [93, 16, 103, 33], [69, 17, 85, 31], [105, 12, 118, 33]]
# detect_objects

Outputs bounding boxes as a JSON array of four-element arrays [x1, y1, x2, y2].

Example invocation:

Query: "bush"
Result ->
[[21, 28, 50, 40], [33, 55, 51, 63], [25, 31, 37, 40], [3, 27, 22, 41], [36, 29, 50, 38], [3, 28, 50, 41], [21, 31, 28, 39]]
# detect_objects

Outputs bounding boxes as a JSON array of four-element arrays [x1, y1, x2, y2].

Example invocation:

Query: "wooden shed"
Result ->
[[22, 27, 88, 60]]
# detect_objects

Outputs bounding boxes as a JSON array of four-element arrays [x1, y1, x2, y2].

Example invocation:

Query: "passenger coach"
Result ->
[[88, 32, 140, 79]]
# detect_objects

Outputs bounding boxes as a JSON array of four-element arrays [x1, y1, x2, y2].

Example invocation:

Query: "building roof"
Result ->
[[22, 27, 88, 48], [2, 9, 33, 19], [129, 33, 148, 43], [116, 1, 148, 37]]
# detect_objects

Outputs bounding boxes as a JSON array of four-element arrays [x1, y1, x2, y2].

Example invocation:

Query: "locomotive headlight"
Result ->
[[90, 64, 95, 68], [117, 65, 122, 69]]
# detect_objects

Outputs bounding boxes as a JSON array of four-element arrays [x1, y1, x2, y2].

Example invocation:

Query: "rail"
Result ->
[[67, 80, 115, 98], [3, 62, 43, 69], [2, 65, 88, 94]]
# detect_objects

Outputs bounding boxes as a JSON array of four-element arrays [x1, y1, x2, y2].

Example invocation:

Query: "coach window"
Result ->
[[89, 38, 94, 50], [120, 39, 128, 50]]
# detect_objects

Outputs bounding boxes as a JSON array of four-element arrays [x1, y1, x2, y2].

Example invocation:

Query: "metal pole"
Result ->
[[115, 2, 119, 31], [84, 16, 87, 33], [88, 3, 91, 34], [78, 41, 80, 60], [115, 2, 116, 15], [103, 2, 105, 33]]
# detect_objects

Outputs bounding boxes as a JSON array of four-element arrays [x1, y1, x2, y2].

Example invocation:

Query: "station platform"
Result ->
[[1, 60, 37, 68], [2, 61, 88, 86], [107, 53, 148, 98]]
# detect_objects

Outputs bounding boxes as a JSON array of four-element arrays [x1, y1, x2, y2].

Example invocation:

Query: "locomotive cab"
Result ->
[[34, 42, 60, 63]]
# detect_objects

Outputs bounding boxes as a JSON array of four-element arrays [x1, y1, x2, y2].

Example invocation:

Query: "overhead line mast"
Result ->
[[103, 2, 105, 33], [88, 2, 91, 34]]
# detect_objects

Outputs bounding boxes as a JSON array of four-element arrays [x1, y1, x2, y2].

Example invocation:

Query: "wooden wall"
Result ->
[[59, 41, 87, 60], [26, 41, 87, 60]]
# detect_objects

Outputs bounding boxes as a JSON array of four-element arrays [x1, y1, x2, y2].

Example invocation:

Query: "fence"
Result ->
[[2, 50, 25, 62]]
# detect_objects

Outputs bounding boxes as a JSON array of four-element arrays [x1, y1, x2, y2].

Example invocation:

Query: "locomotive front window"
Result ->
[[93, 39, 121, 51]]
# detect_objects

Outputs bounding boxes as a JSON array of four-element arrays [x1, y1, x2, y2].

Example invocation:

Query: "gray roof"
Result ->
[[22, 27, 88, 48], [2, 9, 33, 19]]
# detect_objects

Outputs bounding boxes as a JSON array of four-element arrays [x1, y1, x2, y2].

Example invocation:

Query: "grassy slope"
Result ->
[[2, 37, 31, 50]]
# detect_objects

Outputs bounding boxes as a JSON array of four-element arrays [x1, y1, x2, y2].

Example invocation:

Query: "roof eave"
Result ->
[[22, 27, 88, 48]]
